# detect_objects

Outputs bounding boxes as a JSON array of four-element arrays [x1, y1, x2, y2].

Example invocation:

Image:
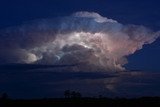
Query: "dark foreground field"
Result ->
[[0, 97, 160, 107]]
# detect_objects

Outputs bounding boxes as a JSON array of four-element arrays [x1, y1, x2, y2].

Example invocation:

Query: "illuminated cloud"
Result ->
[[0, 11, 159, 71]]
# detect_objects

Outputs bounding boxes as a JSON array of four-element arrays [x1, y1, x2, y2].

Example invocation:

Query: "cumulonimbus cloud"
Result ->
[[0, 11, 159, 71]]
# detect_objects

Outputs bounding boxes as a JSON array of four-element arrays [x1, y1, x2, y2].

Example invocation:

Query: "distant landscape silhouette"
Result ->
[[0, 91, 160, 107]]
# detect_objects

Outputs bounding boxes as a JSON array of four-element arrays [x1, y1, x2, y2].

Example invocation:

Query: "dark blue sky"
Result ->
[[0, 0, 160, 98]]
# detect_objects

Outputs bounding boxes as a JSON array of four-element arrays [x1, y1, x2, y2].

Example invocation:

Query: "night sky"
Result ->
[[0, 0, 160, 99]]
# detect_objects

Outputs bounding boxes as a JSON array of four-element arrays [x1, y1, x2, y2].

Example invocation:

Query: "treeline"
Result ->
[[0, 91, 160, 107], [1, 97, 160, 107]]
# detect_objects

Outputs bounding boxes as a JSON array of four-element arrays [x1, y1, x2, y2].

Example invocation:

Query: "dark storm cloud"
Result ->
[[0, 11, 159, 71]]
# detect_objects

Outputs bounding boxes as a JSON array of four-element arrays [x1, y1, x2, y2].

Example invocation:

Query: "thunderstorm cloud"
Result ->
[[0, 11, 159, 71]]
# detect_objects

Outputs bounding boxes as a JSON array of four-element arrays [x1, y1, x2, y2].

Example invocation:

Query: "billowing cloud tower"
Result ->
[[0, 12, 159, 71]]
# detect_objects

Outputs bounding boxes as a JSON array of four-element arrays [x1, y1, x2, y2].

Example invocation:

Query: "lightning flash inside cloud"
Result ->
[[0, 12, 159, 71]]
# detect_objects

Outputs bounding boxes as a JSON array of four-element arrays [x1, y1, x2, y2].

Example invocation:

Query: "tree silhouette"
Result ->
[[64, 90, 82, 98], [64, 90, 70, 98], [99, 95, 103, 98], [71, 91, 82, 98], [1, 92, 8, 100], [71, 91, 76, 98], [75, 92, 81, 98]]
